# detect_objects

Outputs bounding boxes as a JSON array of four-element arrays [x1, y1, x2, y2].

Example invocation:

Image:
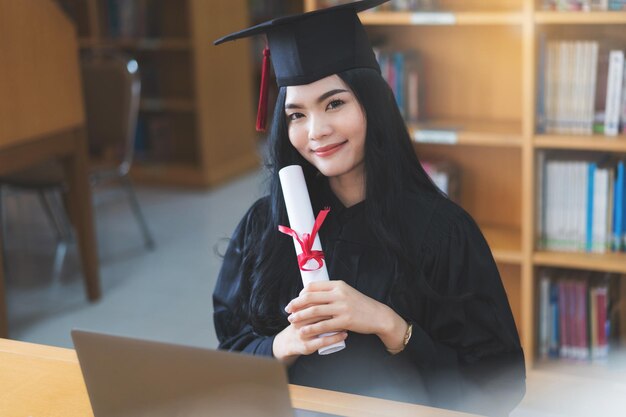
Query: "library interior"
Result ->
[[1, 0, 625, 416]]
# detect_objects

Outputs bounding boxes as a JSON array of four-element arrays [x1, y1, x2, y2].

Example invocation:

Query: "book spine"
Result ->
[[549, 280, 560, 357], [559, 280, 569, 357], [540, 275, 551, 358], [604, 50, 625, 136], [614, 161, 624, 251], [593, 168, 609, 253], [578, 280, 589, 359], [596, 286, 609, 358], [587, 163, 596, 252]]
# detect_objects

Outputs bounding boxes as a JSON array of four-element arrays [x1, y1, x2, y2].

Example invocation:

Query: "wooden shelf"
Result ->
[[533, 251, 626, 274], [534, 134, 626, 152], [79, 37, 191, 51], [140, 98, 196, 113], [534, 349, 626, 383], [360, 11, 523, 26], [410, 120, 522, 147], [535, 11, 626, 25], [482, 225, 523, 265]]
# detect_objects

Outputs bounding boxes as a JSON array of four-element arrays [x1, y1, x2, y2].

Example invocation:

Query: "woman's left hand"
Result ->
[[285, 280, 407, 350]]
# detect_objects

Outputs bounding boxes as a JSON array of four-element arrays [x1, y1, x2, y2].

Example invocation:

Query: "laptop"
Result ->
[[72, 330, 339, 417]]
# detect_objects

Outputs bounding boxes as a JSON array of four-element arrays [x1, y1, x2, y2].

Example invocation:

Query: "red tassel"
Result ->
[[256, 45, 271, 132]]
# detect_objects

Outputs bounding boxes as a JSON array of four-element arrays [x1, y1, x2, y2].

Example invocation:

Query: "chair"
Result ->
[[0, 52, 155, 271]]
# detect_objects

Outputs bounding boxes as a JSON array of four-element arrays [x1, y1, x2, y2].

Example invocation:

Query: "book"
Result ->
[[540, 273, 551, 359], [604, 50, 625, 136], [377, 50, 424, 123]]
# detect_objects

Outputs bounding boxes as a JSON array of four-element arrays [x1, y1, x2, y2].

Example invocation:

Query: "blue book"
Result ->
[[586, 163, 596, 252], [549, 280, 560, 357], [614, 161, 624, 251], [621, 160, 626, 250]]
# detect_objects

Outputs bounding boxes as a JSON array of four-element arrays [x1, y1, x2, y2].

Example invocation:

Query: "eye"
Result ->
[[327, 99, 344, 110], [287, 112, 305, 122]]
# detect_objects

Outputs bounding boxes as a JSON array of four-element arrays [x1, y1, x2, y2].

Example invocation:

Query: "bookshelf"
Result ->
[[56, 0, 259, 187], [305, 0, 626, 374]]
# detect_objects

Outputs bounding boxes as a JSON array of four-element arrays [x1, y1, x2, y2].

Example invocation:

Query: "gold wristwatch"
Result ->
[[387, 322, 413, 355]]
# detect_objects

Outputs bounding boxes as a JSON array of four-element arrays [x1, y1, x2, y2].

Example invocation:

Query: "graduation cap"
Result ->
[[214, 0, 389, 132]]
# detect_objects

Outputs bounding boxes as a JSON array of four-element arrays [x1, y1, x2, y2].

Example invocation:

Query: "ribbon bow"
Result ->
[[278, 208, 330, 271]]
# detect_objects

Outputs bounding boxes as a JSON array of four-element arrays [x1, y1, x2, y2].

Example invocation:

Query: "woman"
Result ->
[[213, 1, 525, 415]]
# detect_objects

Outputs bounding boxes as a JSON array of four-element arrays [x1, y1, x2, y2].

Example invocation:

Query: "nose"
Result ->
[[308, 113, 333, 141]]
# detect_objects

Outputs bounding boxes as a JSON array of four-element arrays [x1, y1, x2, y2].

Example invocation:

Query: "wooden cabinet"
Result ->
[[305, 0, 626, 374], [57, 0, 259, 187]]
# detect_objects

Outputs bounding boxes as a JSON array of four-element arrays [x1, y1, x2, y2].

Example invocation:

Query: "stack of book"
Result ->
[[536, 155, 626, 253], [537, 40, 626, 136], [375, 49, 424, 123], [538, 269, 619, 361], [317, 0, 438, 10], [541, 0, 626, 10]]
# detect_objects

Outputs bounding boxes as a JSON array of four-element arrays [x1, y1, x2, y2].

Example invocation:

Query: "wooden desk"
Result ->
[[0, 338, 476, 417], [0, 0, 101, 337]]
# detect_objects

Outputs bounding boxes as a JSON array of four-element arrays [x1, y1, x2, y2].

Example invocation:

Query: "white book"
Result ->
[[556, 161, 567, 250], [557, 42, 567, 134], [544, 160, 557, 249], [546, 42, 557, 133], [567, 161, 578, 250], [573, 42, 585, 134], [604, 50, 624, 136], [577, 161, 589, 251], [586, 42, 600, 134], [561, 42, 572, 134], [621, 60, 626, 133]]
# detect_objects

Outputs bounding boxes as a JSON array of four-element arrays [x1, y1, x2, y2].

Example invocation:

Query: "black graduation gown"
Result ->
[[213, 186, 526, 416]]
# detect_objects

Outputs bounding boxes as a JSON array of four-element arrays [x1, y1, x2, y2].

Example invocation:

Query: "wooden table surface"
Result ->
[[0, 338, 478, 417]]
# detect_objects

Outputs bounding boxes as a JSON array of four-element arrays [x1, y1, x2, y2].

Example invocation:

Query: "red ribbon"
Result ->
[[278, 208, 330, 271]]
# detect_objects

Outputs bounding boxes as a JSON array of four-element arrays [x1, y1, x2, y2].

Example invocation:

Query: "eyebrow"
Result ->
[[285, 88, 349, 110]]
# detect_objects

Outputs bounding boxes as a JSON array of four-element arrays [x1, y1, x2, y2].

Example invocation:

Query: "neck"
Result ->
[[328, 168, 365, 208]]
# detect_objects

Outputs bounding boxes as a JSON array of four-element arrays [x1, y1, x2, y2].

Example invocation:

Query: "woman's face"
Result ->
[[285, 75, 366, 182]]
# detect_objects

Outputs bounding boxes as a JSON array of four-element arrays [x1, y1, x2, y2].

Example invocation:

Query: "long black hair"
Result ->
[[240, 67, 443, 334]]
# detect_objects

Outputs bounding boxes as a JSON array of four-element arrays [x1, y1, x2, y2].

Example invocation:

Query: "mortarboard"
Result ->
[[214, 0, 389, 132]]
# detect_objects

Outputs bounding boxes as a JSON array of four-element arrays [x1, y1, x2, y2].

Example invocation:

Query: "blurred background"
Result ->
[[1, 1, 625, 416]]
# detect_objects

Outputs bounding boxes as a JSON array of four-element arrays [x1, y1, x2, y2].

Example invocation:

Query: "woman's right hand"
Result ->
[[272, 320, 348, 365]]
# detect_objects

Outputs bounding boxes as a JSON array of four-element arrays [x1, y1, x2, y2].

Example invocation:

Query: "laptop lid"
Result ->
[[71, 329, 295, 417]]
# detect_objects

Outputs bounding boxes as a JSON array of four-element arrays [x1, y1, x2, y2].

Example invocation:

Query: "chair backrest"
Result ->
[[80, 53, 141, 177]]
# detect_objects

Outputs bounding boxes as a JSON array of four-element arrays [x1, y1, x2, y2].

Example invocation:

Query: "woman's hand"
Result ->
[[284, 280, 408, 352], [272, 321, 348, 365]]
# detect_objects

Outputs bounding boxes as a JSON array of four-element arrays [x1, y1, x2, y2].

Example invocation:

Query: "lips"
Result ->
[[312, 140, 348, 157]]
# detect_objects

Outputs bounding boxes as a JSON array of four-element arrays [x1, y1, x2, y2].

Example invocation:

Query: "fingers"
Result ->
[[298, 317, 345, 338], [287, 280, 349, 314], [286, 291, 335, 314], [289, 303, 340, 324], [301, 280, 338, 293], [301, 331, 348, 355]]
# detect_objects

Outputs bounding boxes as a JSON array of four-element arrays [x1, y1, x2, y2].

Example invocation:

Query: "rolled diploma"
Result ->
[[279, 165, 345, 355]]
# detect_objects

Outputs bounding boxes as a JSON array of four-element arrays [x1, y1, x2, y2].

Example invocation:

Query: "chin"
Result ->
[[313, 164, 347, 178]]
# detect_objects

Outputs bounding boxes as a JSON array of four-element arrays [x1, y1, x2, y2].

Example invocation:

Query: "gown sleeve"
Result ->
[[212, 198, 276, 357], [399, 201, 526, 416]]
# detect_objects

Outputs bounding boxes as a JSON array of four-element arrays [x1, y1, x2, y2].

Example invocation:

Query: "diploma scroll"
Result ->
[[279, 165, 346, 355]]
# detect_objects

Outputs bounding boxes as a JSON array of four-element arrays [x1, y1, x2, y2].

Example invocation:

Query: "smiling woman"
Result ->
[[211, 1, 526, 416], [285, 76, 367, 207]]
